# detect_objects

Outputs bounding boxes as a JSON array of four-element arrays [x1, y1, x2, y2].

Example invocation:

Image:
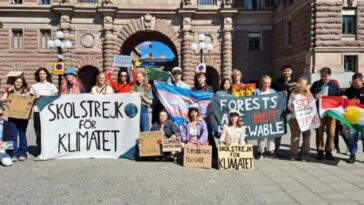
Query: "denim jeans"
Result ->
[[140, 105, 150, 132], [9, 118, 29, 158], [348, 128, 362, 155]]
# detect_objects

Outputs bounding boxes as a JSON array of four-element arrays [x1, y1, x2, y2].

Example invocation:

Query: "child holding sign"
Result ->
[[219, 110, 246, 145]]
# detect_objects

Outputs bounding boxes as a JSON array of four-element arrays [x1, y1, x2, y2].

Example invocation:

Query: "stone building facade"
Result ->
[[0, 0, 363, 91]]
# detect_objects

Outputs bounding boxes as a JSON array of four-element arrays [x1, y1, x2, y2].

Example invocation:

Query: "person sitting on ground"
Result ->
[[287, 77, 312, 162], [219, 110, 245, 145], [91, 72, 114, 94], [1, 76, 30, 162], [181, 104, 209, 145], [168, 67, 190, 89], [106, 68, 131, 93], [216, 78, 233, 97], [0, 106, 15, 167], [61, 67, 86, 94], [193, 72, 213, 92], [151, 110, 181, 139], [254, 75, 277, 159]]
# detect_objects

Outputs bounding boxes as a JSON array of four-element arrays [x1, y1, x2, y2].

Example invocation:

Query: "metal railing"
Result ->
[[197, 0, 217, 6], [78, 0, 98, 4]]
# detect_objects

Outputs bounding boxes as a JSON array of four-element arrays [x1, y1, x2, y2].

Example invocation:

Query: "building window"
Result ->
[[11, 0, 22, 4], [344, 56, 357, 72], [40, 30, 51, 49], [342, 10, 356, 36], [248, 32, 261, 51], [247, 0, 262, 10], [12, 30, 23, 49], [287, 21, 292, 45], [78, 0, 98, 3], [197, 0, 217, 5], [39, 0, 50, 4]]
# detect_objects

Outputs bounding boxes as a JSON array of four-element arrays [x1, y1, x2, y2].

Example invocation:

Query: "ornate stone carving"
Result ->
[[222, 30, 232, 80], [184, 0, 191, 5], [142, 14, 156, 30], [224, 0, 232, 7], [224, 17, 232, 25], [80, 33, 95, 48], [61, 15, 70, 22], [103, 30, 114, 71], [104, 16, 113, 23], [103, 0, 112, 5], [347, 0, 353, 7], [181, 31, 195, 86]]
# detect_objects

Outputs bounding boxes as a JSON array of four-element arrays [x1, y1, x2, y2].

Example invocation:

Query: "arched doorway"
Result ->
[[78, 66, 100, 93], [206, 66, 220, 92]]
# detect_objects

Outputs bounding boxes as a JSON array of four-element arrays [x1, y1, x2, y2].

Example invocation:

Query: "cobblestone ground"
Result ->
[[1, 119, 364, 205]]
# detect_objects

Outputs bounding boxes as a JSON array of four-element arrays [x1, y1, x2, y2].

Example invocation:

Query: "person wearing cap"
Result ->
[[30, 67, 58, 156], [219, 110, 246, 145], [1, 76, 30, 162], [61, 67, 86, 94], [168, 67, 190, 89], [193, 72, 213, 92], [181, 104, 209, 145], [0, 105, 16, 167], [91, 72, 114, 94]]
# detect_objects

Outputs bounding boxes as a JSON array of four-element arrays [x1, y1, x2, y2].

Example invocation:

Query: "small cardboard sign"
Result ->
[[232, 83, 256, 97], [183, 144, 212, 169], [162, 138, 182, 152], [4, 94, 33, 119], [138, 131, 163, 157], [218, 145, 254, 170], [113, 55, 132, 68]]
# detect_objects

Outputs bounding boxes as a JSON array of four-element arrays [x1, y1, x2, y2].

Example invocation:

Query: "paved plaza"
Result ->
[[1, 120, 364, 205]]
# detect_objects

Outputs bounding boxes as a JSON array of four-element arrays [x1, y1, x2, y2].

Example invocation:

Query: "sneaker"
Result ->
[[18, 156, 26, 161], [346, 154, 356, 164], [12, 157, 18, 162], [255, 152, 263, 160], [326, 152, 334, 160], [336, 148, 341, 154], [345, 148, 350, 155]]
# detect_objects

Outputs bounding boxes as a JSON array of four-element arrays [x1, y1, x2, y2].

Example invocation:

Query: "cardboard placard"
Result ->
[[162, 138, 182, 152], [232, 83, 256, 97], [294, 97, 320, 132], [138, 131, 163, 157], [183, 144, 212, 169], [5, 94, 33, 119], [218, 145, 254, 170], [113, 55, 132, 68]]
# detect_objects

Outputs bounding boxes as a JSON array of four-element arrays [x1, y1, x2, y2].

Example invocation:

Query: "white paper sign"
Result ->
[[294, 97, 320, 132], [39, 93, 141, 160]]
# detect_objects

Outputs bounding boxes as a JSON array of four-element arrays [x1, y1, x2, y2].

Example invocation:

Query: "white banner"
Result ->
[[293, 97, 320, 132], [39, 93, 141, 160]]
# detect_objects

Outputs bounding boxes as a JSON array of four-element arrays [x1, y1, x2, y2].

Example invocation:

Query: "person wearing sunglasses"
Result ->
[[106, 68, 131, 93], [167, 67, 190, 89]]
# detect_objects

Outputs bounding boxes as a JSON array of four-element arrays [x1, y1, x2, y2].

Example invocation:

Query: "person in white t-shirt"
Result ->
[[219, 109, 246, 145], [29, 68, 58, 156]]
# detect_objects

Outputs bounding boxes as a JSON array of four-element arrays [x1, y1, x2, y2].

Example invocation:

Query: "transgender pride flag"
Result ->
[[155, 81, 213, 126]]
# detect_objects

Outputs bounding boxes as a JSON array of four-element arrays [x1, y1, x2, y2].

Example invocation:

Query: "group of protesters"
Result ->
[[0, 64, 363, 167]]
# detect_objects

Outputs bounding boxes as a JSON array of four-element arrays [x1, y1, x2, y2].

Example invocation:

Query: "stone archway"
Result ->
[[78, 65, 100, 93], [206, 66, 220, 92]]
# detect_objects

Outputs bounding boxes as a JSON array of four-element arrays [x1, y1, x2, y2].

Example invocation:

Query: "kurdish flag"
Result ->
[[320, 96, 364, 134], [155, 81, 213, 126]]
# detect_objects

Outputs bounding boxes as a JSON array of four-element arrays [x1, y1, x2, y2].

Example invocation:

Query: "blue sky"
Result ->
[[139, 41, 175, 59]]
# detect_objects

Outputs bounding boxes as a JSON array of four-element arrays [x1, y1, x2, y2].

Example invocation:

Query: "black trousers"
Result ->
[[33, 112, 41, 154]]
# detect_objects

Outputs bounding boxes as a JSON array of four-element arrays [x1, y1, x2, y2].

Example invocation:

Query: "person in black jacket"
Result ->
[[0, 106, 16, 167], [310, 67, 340, 160], [344, 73, 364, 163], [150, 110, 181, 139]]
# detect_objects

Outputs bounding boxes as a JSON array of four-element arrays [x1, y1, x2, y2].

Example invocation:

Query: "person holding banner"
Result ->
[[254, 75, 277, 159], [287, 77, 312, 161], [310, 67, 340, 160], [231, 69, 256, 97], [151, 110, 181, 139], [30, 68, 58, 157], [216, 78, 233, 97], [91, 72, 114, 94], [131, 71, 153, 132], [181, 104, 209, 145], [344, 73, 364, 163], [168, 67, 190, 89], [61, 67, 86, 94], [1, 76, 30, 161], [219, 110, 245, 145], [194, 72, 213, 92], [0, 106, 15, 167], [106, 68, 131, 93]]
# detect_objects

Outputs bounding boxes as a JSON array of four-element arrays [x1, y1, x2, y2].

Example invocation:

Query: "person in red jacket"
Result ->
[[106, 68, 132, 93]]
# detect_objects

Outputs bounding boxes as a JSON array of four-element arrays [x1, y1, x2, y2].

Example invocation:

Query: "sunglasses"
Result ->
[[120, 75, 127, 77], [173, 72, 182, 76]]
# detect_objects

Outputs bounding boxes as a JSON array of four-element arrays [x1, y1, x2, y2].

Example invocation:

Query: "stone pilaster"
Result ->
[[221, 15, 233, 80], [180, 14, 195, 85], [103, 16, 114, 71]]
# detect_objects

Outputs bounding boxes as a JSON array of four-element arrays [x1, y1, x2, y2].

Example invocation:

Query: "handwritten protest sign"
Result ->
[[38, 94, 141, 160], [218, 145, 254, 170], [113, 55, 132, 67], [183, 144, 212, 169], [232, 83, 256, 97], [5, 94, 33, 119], [139, 131, 163, 157], [294, 97, 320, 131], [212, 92, 287, 140], [162, 138, 182, 152]]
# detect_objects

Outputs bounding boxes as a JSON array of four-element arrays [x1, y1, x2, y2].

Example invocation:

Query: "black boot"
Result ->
[[316, 151, 324, 160], [326, 151, 334, 160], [346, 154, 356, 164]]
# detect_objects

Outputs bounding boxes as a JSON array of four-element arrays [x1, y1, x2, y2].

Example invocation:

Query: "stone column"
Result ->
[[221, 16, 233, 80], [103, 16, 114, 71], [181, 15, 195, 85]]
